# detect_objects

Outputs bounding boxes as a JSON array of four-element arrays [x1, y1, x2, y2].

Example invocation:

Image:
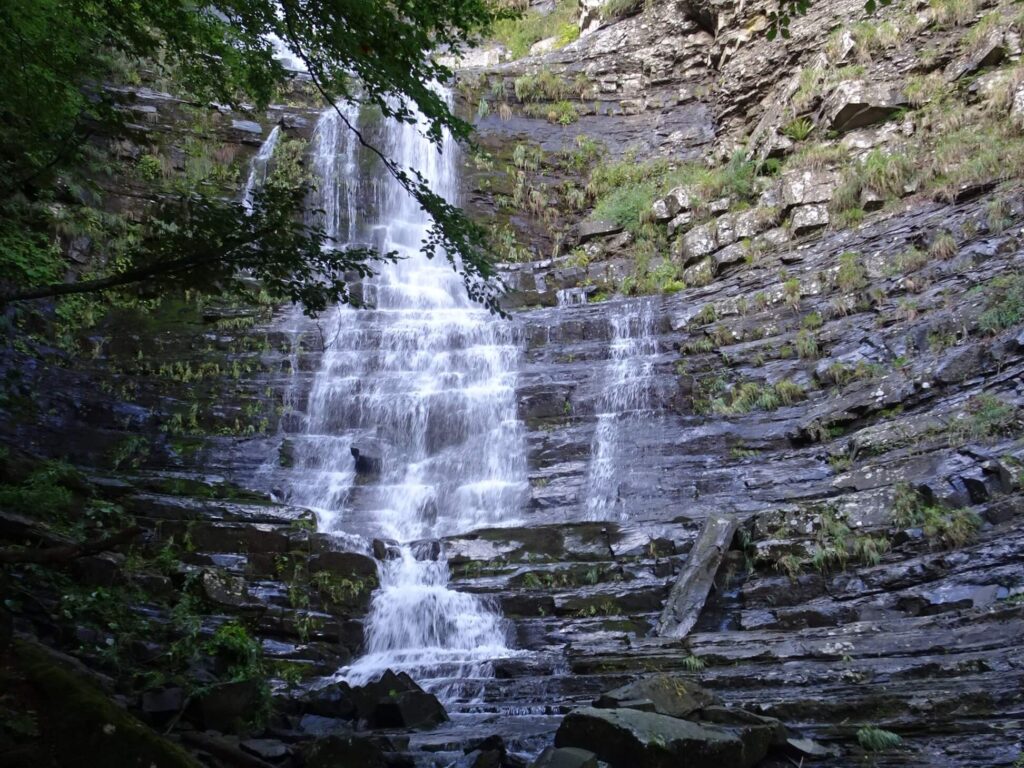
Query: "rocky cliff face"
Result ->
[[2, 0, 1024, 766]]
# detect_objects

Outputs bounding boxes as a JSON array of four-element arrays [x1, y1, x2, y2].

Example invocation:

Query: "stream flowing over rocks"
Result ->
[[2, 0, 1024, 766]]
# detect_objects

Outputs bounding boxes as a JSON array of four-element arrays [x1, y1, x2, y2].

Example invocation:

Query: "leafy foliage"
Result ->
[[0, 0, 511, 315]]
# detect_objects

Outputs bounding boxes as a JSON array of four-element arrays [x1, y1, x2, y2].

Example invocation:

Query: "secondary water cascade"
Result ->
[[282, 94, 528, 701], [241, 125, 281, 212], [583, 301, 659, 520]]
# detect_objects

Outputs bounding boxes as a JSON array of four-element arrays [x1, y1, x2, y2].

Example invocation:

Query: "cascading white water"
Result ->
[[241, 125, 281, 212], [284, 94, 528, 698], [583, 301, 659, 520]]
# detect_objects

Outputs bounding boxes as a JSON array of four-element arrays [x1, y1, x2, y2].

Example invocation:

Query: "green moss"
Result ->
[[15, 640, 202, 768]]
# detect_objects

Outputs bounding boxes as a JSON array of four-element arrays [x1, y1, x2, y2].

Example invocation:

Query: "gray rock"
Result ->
[[555, 707, 763, 768], [680, 222, 718, 264], [666, 211, 693, 236], [231, 119, 263, 134], [781, 169, 839, 208], [576, 220, 624, 244], [945, 31, 1005, 81], [595, 675, 718, 717], [819, 80, 908, 132], [791, 204, 830, 235]]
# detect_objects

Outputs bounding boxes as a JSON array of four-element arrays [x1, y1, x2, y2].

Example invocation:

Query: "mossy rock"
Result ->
[[14, 640, 201, 768]]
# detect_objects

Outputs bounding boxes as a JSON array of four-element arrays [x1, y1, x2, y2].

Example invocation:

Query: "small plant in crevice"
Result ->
[[857, 725, 903, 752], [680, 654, 706, 672], [782, 117, 814, 141], [835, 251, 868, 292], [949, 393, 1021, 443], [890, 483, 981, 548], [986, 197, 1012, 234], [795, 329, 819, 359], [978, 272, 1024, 334], [928, 230, 958, 260]]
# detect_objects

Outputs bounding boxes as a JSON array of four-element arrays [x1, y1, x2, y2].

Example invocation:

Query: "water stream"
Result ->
[[281, 96, 528, 700], [240, 125, 281, 213], [583, 300, 659, 520]]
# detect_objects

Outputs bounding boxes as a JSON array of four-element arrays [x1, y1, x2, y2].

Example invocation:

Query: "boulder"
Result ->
[[781, 169, 839, 208], [576, 220, 623, 244], [240, 738, 290, 762], [141, 686, 186, 724], [351, 444, 382, 477], [301, 681, 357, 719], [652, 187, 695, 222], [790, 204, 830, 235], [530, 36, 560, 56], [371, 689, 448, 729], [945, 31, 1005, 81], [819, 80, 908, 132], [695, 705, 787, 756], [300, 713, 353, 737], [188, 679, 264, 733], [530, 746, 598, 768], [555, 707, 766, 768], [350, 670, 449, 729], [680, 222, 718, 265], [595, 675, 718, 718], [308, 550, 378, 581], [666, 211, 693, 236]]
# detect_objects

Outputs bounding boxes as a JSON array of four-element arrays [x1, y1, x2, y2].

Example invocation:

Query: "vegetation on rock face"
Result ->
[[491, 0, 581, 59]]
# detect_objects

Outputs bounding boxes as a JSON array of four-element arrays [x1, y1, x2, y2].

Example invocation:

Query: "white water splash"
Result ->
[[285, 96, 528, 698]]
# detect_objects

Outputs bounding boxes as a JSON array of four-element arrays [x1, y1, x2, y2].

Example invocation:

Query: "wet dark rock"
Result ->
[[187, 679, 264, 733], [555, 707, 764, 768], [656, 515, 737, 639], [595, 674, 718, 717], [529, 746, 598, 768], [369, 690, 448, 729], [695, 705, 787, 754], [350, 670, 449, 729], [240, 738, 289, 762], [300, 713, 354, 737], [141, 686, 186, 723], [308, 550, 378, 580], [300, 681, 357, 719], [351, 444, 383, 477], [70, 553, 125, 587], [373, 538, 402, 560]]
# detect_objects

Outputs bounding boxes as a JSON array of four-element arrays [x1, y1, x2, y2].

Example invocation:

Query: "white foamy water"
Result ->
[[283, 93, 529, 699], [583, 301, 659, 520]]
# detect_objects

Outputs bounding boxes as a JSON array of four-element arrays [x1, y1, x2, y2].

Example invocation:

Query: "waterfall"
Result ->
[[583, 301, 659, 520], [284, 96, 528, 698], [241, 125, 281, 212]]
